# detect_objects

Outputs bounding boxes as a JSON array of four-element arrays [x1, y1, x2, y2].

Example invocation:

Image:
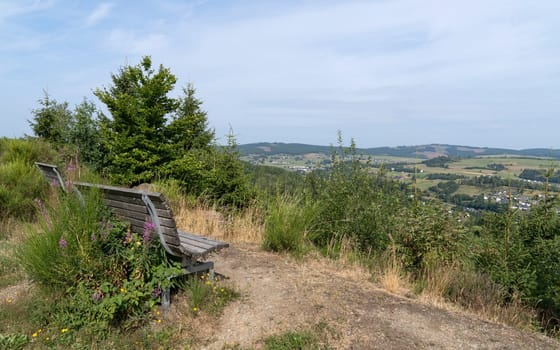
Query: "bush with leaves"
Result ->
[[0, 138, 57, 222], [473, 198, 560, 332], [306, 137, 405, 256], [394, 203, 464, 273]]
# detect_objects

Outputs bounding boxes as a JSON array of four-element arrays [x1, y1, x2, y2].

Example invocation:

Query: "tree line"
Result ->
[[29, 56, 250, 207]]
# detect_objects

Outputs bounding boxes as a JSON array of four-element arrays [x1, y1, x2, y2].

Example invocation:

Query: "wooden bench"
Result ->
[[35, 162, 229, 308]]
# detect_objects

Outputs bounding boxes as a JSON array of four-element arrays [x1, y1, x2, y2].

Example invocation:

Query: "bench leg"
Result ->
[[160, 260, 215, 310], [162, 287, 171, 311]]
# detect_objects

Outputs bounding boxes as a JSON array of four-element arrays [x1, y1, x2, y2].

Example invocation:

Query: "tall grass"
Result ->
[[17, 190, 103, 289], [377, 240, 410, 294], [262, 195, 315, 256], [154, 179, 264, 243]]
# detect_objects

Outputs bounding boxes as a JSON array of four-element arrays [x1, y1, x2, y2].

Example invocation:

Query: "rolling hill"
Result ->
[[239, 142, 560, 160]]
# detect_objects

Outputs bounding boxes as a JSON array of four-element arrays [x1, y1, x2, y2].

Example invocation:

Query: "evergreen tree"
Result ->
[[94, 56, 178, 185], [167, 83, 215, 152], [69, 99, 102, 166], [29, 91, 73, 145]]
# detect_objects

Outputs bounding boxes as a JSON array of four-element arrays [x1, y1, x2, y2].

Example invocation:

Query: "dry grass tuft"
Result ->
[[173, 200, 264, 244], [418, 265, 535, 330], [418, 262, 458, 304], [375, 241, 410, 295]]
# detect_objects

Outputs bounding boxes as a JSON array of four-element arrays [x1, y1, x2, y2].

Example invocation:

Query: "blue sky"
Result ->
[[1, 0, 559, 148]]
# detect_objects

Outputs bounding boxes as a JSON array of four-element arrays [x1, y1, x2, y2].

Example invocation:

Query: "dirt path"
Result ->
[[188, 244, 560, 349]]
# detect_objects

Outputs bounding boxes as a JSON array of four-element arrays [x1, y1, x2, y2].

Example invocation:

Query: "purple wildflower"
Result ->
[[50, 179, 60, 188], [92, 290, 103, 302], [34, 199, 51, 229], [144, 221, 156, 231], [90, 233, 97, 241], [66, 162, 76, 173], [98, 221, 109, 239], [143, 221, 156, 242], [151, 287, 162, 298], [58, 236, 68, 249], [123, 231, 132, 245]]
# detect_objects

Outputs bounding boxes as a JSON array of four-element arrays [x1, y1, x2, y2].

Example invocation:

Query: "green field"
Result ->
[[245, 151, 560, 198]]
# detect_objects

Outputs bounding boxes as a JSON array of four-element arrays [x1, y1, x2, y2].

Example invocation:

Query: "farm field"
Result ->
[[242, 146, 560, 199]]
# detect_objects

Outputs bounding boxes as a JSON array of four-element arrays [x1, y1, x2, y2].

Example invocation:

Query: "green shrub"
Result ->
[[0, 137, 58, 165], [263, 195, 314, 256], [393, 203, 464, 272], [305, 138, 405, 256], [18, 189, 182, 335], [472, 200, 560, 332], [0, 159, 47, 221]]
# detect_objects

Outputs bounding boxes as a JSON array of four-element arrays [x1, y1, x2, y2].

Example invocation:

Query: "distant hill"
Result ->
[[239, 143, 560, 160]]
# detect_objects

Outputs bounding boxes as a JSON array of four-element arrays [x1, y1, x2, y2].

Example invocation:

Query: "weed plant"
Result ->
[[0, 241, 25, 288], [180, 272, 240, 316], [0, 333, 28, 350], [262, 322, 334, 350], [0, 137, 58, 165]]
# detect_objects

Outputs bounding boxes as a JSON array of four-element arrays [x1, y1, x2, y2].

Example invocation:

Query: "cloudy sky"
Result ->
[[1, 0, 559, 148]]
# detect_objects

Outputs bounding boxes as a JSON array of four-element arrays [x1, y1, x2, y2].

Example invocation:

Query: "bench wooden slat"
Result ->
[[104, 191, 171, 210], [109, 206, 176, 228], [178, 231, 229, 257], [179, 243, 208, 256], [179, 236, 218, 250], [94, 190, 172, 211], [35, 162, 65, 189], [102, 198, 173, 218], [130, 223, 179, 241], [178, 231, 229, 249]]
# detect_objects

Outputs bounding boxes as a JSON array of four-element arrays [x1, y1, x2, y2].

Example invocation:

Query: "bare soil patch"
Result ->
[[182, 244, 560, 349]]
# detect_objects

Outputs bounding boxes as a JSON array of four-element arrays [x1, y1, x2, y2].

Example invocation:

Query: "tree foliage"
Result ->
[[29, 91, 73, 146], [94, 56, 178, 185]]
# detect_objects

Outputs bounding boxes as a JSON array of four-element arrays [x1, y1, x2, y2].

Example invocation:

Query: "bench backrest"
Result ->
[[35, 162, 66, 191], [74, 182, 184, 257], [35, 163, 228, 259]]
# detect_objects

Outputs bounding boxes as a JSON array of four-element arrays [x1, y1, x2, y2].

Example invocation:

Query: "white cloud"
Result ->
[[107, 29, 170, 56], [85, 2, 113, 27], [0, 0, 55, 22]]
